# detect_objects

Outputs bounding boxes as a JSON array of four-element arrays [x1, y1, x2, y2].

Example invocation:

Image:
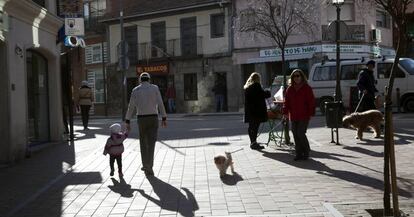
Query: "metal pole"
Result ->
[[66, 48, 74, 141], [335, 5, 342, 102], [120, 0, 126, 121]]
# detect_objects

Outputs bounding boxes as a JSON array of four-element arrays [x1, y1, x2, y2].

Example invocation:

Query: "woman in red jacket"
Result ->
[[283, 69, 316, 161]]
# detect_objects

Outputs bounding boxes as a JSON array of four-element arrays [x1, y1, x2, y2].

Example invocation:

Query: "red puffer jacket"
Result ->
[[283, 83, 316, 121]]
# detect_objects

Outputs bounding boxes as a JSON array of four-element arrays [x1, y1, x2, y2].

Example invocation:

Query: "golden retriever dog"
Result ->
[[214, 152, 234, 177], [342, 109, 383, 140]]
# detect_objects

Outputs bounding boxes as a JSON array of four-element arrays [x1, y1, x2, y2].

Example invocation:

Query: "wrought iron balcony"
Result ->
[[322, 24, 365, 42], [138, 36, 203, 60], [85, 10, 106, 34]]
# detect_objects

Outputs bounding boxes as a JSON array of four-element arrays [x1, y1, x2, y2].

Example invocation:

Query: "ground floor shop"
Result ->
[[0, 3, 63, 164], [105, 56, 242, 114]]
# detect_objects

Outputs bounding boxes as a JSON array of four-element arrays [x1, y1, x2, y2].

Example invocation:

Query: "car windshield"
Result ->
[[399, 58, 414, 75]]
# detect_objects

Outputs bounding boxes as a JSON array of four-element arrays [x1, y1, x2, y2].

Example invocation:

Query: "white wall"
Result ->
[[108, 8, 230, 63]]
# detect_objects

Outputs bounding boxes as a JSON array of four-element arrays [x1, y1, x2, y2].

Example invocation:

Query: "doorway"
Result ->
[[26, 50, 50, 144], [214, 72, 228, 112]]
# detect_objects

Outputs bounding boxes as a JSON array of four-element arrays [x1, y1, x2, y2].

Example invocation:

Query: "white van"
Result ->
[[308, 58, 414, 114]]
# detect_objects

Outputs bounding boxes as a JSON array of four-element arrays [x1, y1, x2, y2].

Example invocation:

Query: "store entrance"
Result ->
[[26, 50, 50, 145]]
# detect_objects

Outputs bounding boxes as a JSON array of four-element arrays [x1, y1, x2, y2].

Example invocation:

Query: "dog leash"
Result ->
[[229, 148, 244, 154], [354, 93, 365, 113]]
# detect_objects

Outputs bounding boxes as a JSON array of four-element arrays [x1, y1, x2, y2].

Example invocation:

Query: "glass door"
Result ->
[[26, 50, 50, 144]]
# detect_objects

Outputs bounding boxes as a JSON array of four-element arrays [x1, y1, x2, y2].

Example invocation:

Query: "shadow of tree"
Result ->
[[137, 176, 199, 217], [108, 177, 139, 198], [221, 171, 244, 186], [259, 150, 412, 198]]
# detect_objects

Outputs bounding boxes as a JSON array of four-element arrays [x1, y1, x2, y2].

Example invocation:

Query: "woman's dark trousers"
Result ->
[[291, 120, 310, 157], [80, 105, 91, 129], [248, 119, 261, 144]]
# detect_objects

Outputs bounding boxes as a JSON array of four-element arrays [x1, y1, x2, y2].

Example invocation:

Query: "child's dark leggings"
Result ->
[[110, 155, 122, 171]]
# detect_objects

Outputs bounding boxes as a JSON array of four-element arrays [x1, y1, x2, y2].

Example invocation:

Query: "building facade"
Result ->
[[0, 0, 63, 164], [233, 0, 395, 88], [103, 0, 239, 113]]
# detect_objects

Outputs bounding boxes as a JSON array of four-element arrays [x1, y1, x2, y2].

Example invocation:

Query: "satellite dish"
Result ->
[[326, 20, 349, 41]]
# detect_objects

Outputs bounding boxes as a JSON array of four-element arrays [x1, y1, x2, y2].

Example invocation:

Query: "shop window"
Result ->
[[211, 13, 225, 38], [184, 73, 198, 100]]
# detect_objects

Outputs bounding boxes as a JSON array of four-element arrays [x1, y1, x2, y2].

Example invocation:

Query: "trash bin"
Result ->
[[325, 101, 343, 128]]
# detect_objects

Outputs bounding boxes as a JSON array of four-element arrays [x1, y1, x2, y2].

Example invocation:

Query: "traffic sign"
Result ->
[[65, 18, 84, 36]]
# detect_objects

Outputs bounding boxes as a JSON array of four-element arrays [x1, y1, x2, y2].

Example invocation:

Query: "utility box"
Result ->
[[325, 101, 343, 128]]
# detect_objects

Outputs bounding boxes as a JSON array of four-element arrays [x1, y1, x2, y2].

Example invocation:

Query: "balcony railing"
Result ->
[[322, 24, 365, 42], [85, 10, 106, 33], [137, 36, 203, 60]]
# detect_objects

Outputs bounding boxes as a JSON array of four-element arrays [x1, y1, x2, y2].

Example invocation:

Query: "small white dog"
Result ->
[[214, 152, 234, 178]]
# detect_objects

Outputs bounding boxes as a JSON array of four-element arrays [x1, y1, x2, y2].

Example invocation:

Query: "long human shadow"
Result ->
[[259, 150, 412, 198], [108, 177, 139, 198], [137, 176, 199, 217]]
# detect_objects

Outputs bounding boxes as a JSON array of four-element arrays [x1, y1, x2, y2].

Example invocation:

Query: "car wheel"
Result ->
[[319, 97, 333, 115], [403, 96, 414, 113]]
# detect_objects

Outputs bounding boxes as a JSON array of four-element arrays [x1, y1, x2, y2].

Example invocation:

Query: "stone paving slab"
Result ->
[[1, 115, 414, 217]]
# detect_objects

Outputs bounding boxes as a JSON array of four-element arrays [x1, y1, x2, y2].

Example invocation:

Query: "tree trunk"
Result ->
[[281, 48, 291, 145]]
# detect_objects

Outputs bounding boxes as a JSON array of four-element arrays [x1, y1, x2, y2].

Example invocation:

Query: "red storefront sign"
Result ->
[[136, 63, 168, 76]]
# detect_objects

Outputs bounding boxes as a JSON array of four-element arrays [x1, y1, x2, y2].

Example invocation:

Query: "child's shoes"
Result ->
[[118, 171, 123, 177]]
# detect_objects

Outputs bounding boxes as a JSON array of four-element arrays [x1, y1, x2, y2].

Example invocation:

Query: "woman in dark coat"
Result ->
[[244, 72, 271, 150]]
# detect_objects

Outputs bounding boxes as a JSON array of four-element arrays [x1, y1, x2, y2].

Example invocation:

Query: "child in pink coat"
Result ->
[[103, 123, 128, 177]]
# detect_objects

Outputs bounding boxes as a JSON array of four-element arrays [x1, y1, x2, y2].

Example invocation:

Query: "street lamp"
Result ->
[[332, 0, 344, 102]]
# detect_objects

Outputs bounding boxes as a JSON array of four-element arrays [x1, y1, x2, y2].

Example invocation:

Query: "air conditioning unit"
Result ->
[[371, 29, 381, 42]]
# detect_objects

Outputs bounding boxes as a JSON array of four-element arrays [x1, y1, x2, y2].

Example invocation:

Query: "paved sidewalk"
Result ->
[[1, 114, 413, 217]]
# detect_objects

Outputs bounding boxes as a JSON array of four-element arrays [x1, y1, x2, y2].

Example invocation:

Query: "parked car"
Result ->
[[308, 57, 414, 114]]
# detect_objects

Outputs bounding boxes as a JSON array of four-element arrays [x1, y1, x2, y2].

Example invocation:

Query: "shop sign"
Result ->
[[260, 45, 320, 58], [136, 63, 168, 75], [321, 44, 365, 53]]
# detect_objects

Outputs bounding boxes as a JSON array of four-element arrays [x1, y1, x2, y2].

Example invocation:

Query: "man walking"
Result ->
[[357, 60, 378, 112], [125, 72, 167, 177]]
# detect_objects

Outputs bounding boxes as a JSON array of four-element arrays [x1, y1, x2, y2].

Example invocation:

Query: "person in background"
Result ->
[[244, 72, 271, 150], [212, 79, 226, 112], [76, 80, 94, 130], [357, 60, 378, 112], [103, 123, 128, 177], [165, 82, 176, 113], [283, 69, 316, 161], [125, 72, 167, 177]]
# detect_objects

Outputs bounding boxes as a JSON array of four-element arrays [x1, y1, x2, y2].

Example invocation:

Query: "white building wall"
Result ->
[[2, 0, 63, 163], [108, 8, 230, 63]]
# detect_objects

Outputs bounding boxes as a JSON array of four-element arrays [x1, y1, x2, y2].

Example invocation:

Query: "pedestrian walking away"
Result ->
[[212, 79, 226, 112], [76, 80, 94, 130], [103, 123, 128, 177], [165, 82, 176, 113], [283, 69, 316, 161], [244, 72, 271, 150], [356, 60, 378, 112], [125, 72, 167, 177]]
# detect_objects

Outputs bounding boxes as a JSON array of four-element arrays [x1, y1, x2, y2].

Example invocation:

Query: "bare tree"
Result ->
[[238, 0, 319, 144], [361, 0, 413, 216]]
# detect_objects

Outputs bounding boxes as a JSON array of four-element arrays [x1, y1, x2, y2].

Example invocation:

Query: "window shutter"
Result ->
[[85, 46, 93, 65]]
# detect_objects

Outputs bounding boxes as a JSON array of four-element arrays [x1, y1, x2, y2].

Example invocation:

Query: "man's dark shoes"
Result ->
[[110, 169, 114, 176], [250, 142, 265, 150], [144, 170, 154, 177], [294, 155, 309, 161]]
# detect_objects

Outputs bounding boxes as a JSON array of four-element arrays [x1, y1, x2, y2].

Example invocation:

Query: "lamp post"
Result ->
[[332, 0, 344, 102]]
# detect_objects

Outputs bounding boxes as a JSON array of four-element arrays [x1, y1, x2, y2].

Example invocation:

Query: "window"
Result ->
[[125, 26, 138, 63], [87, 69, 105, 103], [151, 22, 166, 57], [180, 17, 197, 56], [377, 63, 405, 78], [400, 59, 414, 75], [376, 10, 391, 28], [341, 64, 365, 80], [184, 73, 198, 100], [210, 13, 225, 38], [85, 43, 107, 64], [312, 66, 336, 81]]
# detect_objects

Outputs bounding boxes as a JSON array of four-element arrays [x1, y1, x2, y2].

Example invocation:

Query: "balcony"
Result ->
[[85, 10, 106, 34], [322, 24, 365, 42], [137, 36, 203, 60]]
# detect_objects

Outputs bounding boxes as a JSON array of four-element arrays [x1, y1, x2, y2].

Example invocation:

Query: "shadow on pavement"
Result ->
[[221, 171, 244, 186], [137, 176, 199, 217], [108, 177, 139, 198], [259, 150, 412, 199], [343, 146, 383, 157]]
